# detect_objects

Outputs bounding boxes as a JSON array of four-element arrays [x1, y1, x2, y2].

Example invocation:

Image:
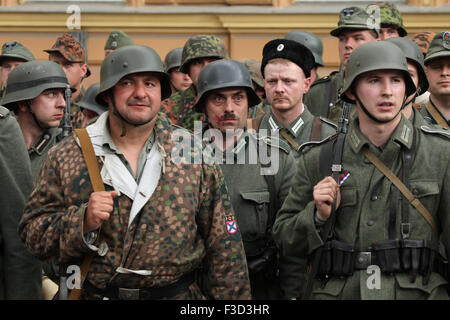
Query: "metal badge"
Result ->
[[97, 242, 109, 256], [342, 8, 354, 17], [443, 31, 450, 49], [277, 44, 284, 52]]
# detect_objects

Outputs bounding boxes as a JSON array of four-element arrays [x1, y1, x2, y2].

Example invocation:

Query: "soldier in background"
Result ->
[[0, 105, 41, 299], [304, 6, 379, 123], [239, 58, 270, 118], [420, 31, 450, 129], [104, 30, 134, 57], [77, 83, 108, 127], [412, 32, 436, 105], [164, 47, 192, 95], [44, 33, 91, 128], [0, 41, 34, 95], [160, 34, 228, 131], [285, 30, 324, 83], [194, 59, 296, 299], [368, 2, 407, 40]]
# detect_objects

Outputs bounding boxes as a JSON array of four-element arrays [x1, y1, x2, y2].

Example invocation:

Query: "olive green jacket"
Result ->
[[29, 127, 62, 182], [273, 115, 450, 300]]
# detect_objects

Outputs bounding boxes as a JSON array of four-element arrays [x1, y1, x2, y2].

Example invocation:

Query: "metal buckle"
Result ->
[[118, 288, 140, 300], [355, 251, 372, 269]]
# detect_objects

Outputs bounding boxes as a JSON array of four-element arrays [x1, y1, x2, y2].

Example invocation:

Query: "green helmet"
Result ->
[[104, 30, 134, 51], [164, 47, 183, 72], [424, 31, 450, 65], [239, 58, 264, 88], [369, 2, 407, 37], [285, 31, 324, 66], [95, 45, 171, 106], [193, 59, 260, 113], [79, 83, 107, 116], [330, 6, 380, 38], [342, 41, 416, 103], [179, 35, 228, 74], [2, 60, 70, 110], [0, 41, 35, 65], [386, 37, 428, 95]]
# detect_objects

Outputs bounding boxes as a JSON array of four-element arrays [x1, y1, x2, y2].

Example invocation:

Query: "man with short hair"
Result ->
[[273, 41, 450, 300], [304, 6, 379, 123], [164, 47, 192, 94], [104, 30, 134, 57], [194, 58, 296, 299], [19, 45, 251, 300], [420, 31, 450, 129], [160, 34, 228, 131], [0, 41, 34, 93], [369, 2, 407, 40], [44, 33, 91, 128]]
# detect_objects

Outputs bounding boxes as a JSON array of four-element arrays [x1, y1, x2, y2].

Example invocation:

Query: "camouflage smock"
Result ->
[[19, 111, 251, 300]]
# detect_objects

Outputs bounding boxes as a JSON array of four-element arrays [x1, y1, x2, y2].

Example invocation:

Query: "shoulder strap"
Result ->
[[68, 128, 105, 300], [310, 116, 323, 142], [361, 146, 438, 234], [425, 101, 450, 129]]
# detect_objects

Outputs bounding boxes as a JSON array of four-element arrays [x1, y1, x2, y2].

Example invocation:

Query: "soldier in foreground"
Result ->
[[420, 31, 450, 129], [19, 45, 251, 300], [0, 106, 41, 299], [273, 41, 450, 299], [194, 59, 296, 299], [160, 34, 227, 131], [0, 41, 34, 95], [164, 47, 192, 94]]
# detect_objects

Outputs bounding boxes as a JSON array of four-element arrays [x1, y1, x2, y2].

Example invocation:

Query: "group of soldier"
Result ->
[[1, 1, 450, 300]]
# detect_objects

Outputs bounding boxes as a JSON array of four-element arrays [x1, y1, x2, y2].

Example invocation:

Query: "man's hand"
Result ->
[[83, 190, 119, 233], [313, 176, 341, 221]]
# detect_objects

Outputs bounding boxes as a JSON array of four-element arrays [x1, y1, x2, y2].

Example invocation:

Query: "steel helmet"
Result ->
[[285, 30, 324, 67]]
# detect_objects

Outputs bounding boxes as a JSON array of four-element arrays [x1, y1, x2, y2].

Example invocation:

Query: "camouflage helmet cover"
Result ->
[[239, 58, 264, 88], [164, 47, 183, 72], [342, 41, 416, 103], [95, 45, 171, 105], [370, 2, 407, 37], [285, 30, 324, 66], [424, 31, 450, 65], [179, 35, 228, 74], [330, 6, 380, 38], [0, 41, 35, 65], [2, 60, 71, 109], [193, 59, 261, 113]]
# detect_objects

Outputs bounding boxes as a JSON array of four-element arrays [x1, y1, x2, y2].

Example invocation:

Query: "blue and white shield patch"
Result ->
[[225, 215, 238, 235]]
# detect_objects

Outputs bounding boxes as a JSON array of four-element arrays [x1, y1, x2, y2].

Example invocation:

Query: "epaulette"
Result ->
[[310, 71, 340, 88], [299, 132, 338, 153], [319, 116, 338, 128], [253, 133, 291, 154], [420, 124, 450, 139], [0, 105, 10, 118]]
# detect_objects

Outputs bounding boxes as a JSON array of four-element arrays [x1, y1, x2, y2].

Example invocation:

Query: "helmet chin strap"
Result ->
[[354, 91, 408, 124], [26, 100, 50, 131]]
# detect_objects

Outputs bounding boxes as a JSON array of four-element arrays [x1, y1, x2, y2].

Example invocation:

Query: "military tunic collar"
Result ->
[[268, 104, 312, 137]]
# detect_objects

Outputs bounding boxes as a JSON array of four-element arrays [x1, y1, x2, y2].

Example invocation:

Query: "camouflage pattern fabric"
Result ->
[[160, 84, 204, 131], [412, 32, 436, 56], [19, 112, 251, 300], [239, 59, 264, 88], [370, 2, 407, 36]]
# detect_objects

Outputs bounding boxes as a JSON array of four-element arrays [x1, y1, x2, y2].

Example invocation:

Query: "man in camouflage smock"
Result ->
[[160, 35, 228, 131], [368, 2, 407, 40], [19, 45, 251, 300]]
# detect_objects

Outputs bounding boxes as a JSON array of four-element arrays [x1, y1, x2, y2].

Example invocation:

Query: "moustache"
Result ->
[[218, 113, 239, 122], [127, 99, 151, 107]]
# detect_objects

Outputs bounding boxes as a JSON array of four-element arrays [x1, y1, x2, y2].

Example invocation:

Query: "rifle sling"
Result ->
[[69, 128, 106, 300], [425, 101, 450, 129], [361, 146, 437, 234]]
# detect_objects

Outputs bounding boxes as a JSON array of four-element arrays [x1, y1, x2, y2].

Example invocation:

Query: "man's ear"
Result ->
[[344, 89, 356, 101], [16, 100, 29, 112], [80, 63, 88, 79]]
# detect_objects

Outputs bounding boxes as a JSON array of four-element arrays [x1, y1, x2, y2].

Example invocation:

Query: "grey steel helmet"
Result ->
[[386, 37, 428, 95], [193, 59, 261, 112], [164, 47, 183, 73], [2, 60, 71, 109], [285, 31, 324, 67], [78, 83, 107, 116], [342, 41, 416, 103], [95, 45, 171, 106]]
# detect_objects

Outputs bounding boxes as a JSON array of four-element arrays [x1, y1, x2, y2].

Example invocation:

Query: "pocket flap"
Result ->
[[240, 191, 270, 204], [409, 180, 439, 198], [339, 187, 358, 208]]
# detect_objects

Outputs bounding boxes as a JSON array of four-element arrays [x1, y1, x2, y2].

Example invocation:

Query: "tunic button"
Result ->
[[367, 220, 374, 226], [413, 189, 419, 195], [371, 195, 378, 201]]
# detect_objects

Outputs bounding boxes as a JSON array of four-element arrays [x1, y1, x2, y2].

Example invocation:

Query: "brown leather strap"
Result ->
[[425, 101, 450, 129], [310, 117, 322, 142], [361, 146, 438, 234], [279, 128, 300, 151], [69, 128, 105, 300]]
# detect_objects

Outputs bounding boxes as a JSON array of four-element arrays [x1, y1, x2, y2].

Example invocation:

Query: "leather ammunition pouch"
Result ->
[[316, 240, 355, 278], [246, 244, 278, 280]]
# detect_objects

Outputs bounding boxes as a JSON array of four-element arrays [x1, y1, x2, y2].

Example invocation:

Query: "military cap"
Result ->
[[239, 59, 264, 88], [104, 30, 134, 50], [179, 35, 228, 74], [261, 38, 315, 78], [412, 32, 436, 56], [330, 6, 380, 38], [44, 33, 91, 77], [164, 47, 183, 73], [369, 2, 407, 37], [0, 41, 35, 65], [285, 30, 324, 66], [424, 31, 450, 65]]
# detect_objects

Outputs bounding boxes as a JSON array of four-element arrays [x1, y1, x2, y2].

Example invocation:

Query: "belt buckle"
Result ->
[[118, 288, 140, 300], [355, 251, 372, 269]]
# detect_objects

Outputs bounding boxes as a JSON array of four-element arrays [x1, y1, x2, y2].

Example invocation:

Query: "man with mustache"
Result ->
[[420, 31, 450, 129], [19, 45, 251, 300], [194, 59, 296, 299], [273, 41, 450, 300], [1, 60, 69, 181], [258, 39, 336, 166], [304, 6, 379, 124]]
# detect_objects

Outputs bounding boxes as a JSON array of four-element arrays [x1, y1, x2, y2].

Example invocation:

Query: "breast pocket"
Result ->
[[409, 180, 440, 219]]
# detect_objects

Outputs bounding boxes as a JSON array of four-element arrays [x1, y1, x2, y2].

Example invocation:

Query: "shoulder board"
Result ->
[[420, 125, 450, 139], [299, 132, 338, 153], [311, 71, 340, 86], [253, 133, 290, 154], [319, 116, 338, 128], [0, 106, 10, 118]]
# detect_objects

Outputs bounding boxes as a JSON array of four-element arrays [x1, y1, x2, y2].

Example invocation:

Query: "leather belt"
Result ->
[[84, 272, 195, 300]]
